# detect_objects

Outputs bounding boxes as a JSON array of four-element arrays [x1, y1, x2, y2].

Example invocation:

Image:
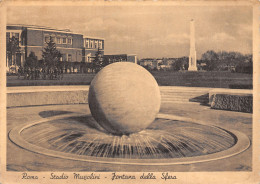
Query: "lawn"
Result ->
[[7, 71, 252, 89], [150, 71, 252, 89], [7, 73, 96, 87]]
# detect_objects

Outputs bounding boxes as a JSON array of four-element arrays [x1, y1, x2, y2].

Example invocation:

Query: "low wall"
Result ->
[[7, 86, 89, 107], [209, 89, 253, 113], [7, 86, 253, 113], [7, 86, 212, 107]]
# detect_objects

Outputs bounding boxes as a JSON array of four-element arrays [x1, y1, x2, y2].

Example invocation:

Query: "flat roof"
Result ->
[[7, 24, 72, 33], [83, 36, 105, 40], [7, 24, 103, 39], [104, 54, 136, 56]]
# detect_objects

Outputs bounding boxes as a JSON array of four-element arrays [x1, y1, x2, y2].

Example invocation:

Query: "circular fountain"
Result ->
[[8, 63, 250, 166], [9, 111, 249, 165]]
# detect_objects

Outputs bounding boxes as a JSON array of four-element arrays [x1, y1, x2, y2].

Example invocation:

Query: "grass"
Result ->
[[7, 71, 252, 89], [7, 73, 95, 87], [150, 71, 252, 89]]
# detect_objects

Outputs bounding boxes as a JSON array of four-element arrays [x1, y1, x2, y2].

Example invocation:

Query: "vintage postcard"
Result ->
[[0, 0, 259, 183]]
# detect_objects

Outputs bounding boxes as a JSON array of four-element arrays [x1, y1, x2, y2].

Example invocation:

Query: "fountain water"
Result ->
[[9, 111, 249, 165], [21, 116, 235, 159]]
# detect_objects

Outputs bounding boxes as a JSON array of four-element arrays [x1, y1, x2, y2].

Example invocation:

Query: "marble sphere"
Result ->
[[88, 62, 161, 135]]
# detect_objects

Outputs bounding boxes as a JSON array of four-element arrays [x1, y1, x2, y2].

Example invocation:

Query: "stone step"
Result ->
[[161, 95, 208, 99], [162, 95, 209, 98], [161, 94, 209, 103], [161, 94, 208, 98], [161, 99, 203, 104], [161, 91, 207, 94], [161, 89, 208, 92], [161, 93, 209, 97]]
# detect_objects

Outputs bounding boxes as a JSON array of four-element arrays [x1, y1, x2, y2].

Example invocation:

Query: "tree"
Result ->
[[171, 57, 188, 71], [235, 54, 252, 74], [6, 36, 21, 72], [42, 36, 61, 71], [24, 52, 39, 79], [201, 50, 251, 72], [201, 50, 219, 71], [103, 56, 113, 67], [42, 36, 62, 78], [92, 48, 104, 73], [25, 52, 38, 70]]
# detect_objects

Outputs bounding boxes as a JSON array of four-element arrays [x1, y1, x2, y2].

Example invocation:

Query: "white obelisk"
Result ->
[[188, 19, 197, 71]]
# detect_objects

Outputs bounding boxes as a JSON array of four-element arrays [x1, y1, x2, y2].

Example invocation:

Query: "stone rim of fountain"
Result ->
[[8, 112, 250, 166]]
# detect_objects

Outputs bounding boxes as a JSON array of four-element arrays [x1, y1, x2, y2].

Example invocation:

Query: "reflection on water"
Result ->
[[21, 116, 236, 159]]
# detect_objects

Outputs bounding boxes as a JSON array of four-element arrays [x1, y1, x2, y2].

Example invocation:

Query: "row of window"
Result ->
[[6, 32, 24, 46], [45, 36, 103, 49], [45, 35, 72, 45], [84, 39, 103, 49], [6, 32, 20, 39], [7, 32, 103, 49], [60, 54, 72, 62]]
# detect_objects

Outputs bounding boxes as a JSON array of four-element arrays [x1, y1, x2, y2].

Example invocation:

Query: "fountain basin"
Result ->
[[9, 110, 250, 165]]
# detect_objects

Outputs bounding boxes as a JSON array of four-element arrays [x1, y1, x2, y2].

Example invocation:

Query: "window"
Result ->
[[62, 38, 67, 44], [62, 37, 67, 44], [6, 32, 10, 42], [51, 37, 56, 43], [86, 53, 91, 62], [10, 32, 19, 41], [45, 36, 50, 43], [68, 54, 72, 62], [90, 40, 94, 48], [99, 41, 103, 49], [57, 37, 61, 44], [85, 39, 89, 48], [11, 32, 19, 38], [95, 40, 98, 48], [68, 38, 72, 45]]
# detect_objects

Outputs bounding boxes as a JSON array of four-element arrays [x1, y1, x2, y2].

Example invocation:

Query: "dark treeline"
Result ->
[[168, 50, 252, 73], [19, 37, 64, 80], [17, 37, 107, 80], [199, 50, 252, 73]]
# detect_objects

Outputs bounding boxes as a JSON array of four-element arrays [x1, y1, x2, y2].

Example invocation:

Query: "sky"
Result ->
[[7, 5, 252, 59]]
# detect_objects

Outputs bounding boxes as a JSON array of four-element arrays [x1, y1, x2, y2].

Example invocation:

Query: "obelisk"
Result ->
[[188, 19, 197, 71]]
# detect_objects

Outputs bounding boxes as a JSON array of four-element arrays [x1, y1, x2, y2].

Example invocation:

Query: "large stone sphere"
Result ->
[[88, 62, 161, 135]]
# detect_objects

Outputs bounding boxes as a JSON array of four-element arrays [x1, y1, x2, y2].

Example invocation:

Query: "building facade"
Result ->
[[103, 54, 137, 64], [83, 36, 105, 63], [139, 58, 160, 70], [6, 24, 104, 72]]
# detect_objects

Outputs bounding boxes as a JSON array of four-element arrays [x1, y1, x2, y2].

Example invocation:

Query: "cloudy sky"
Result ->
[[7, 5, 252, 59]]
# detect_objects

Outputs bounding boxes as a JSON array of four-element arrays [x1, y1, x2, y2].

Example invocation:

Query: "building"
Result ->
[[160, 58, 176, 70], [83, 36, 105, 63], [140, 57, 189, 71], [6, 24, 104, 73], [103, 54, 137, 64], [127, 54, 137, 64], [139, 58, 162, 70]]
